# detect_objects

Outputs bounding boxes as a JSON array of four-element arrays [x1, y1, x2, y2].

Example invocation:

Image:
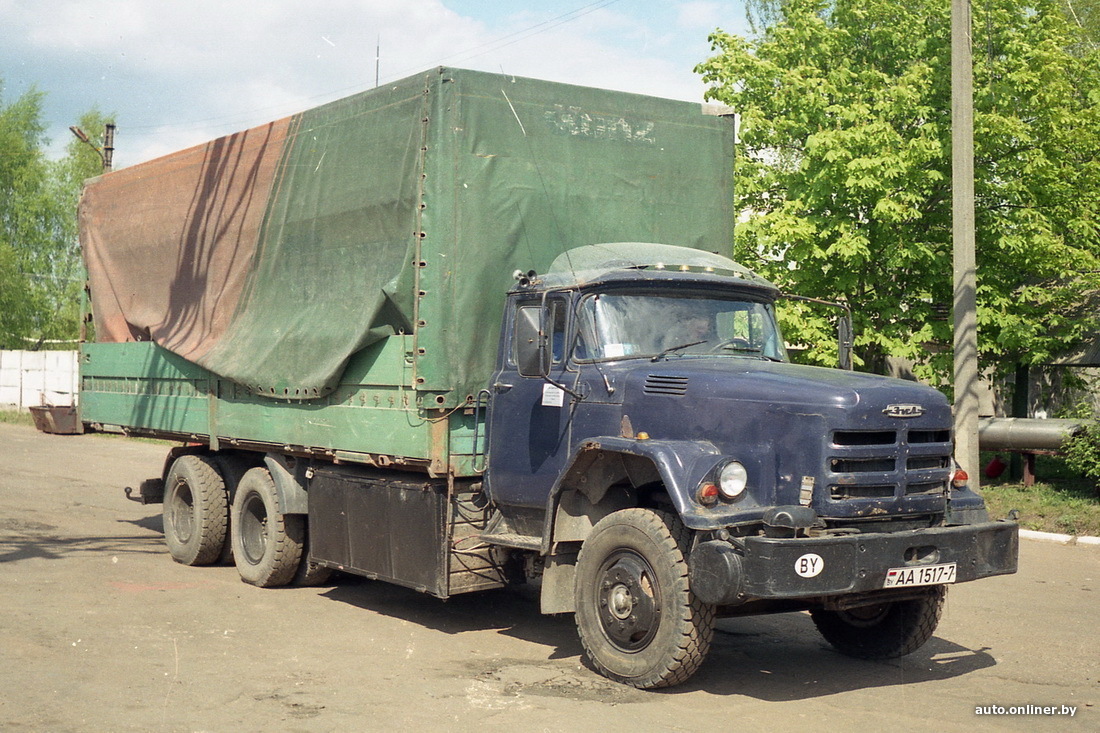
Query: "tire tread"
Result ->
[[164, 455, 228, 566], [575, 508, 715, 689], [811, 586, 947, 659], [231, 467, 303, 588]]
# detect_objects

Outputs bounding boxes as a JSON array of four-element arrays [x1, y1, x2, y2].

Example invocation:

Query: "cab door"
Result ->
[[485, 296, 578, 509]]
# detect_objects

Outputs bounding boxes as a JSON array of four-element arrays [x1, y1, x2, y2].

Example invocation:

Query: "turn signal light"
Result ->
[[697, 483, 720, 506], [952, 469, 969, 488]]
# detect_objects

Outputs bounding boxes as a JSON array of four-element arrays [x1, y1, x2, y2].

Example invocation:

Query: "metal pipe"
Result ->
[[977, 418, 1085, 452]]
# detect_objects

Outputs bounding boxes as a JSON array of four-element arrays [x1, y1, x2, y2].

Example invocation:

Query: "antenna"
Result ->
[[375, 36, 380, 88]]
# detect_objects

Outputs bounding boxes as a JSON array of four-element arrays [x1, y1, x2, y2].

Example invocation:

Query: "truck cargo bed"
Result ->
[[80, 340, 480, 476]]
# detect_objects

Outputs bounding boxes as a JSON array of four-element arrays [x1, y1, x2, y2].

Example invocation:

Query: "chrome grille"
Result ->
[[826, 425, 952, 504]]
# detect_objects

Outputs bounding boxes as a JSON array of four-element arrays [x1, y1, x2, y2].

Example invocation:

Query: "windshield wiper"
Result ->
[[650, 340, 707, 362]]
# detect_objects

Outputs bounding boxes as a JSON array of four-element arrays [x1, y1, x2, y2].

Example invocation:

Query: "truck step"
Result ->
[[479, 533, 542, 551]]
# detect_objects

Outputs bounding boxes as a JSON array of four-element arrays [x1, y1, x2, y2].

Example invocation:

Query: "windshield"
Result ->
[[576, 291, 788, 362]]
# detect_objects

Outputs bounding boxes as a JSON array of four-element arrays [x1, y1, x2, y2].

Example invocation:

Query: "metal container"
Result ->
[[28, 405, 83, 435]]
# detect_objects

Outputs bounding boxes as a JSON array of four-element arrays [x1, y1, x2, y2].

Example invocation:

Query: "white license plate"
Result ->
[[883, 562, 957, 588]]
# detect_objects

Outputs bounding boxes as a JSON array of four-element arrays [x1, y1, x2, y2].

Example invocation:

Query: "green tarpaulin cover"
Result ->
[[80, 68, 735, 405]]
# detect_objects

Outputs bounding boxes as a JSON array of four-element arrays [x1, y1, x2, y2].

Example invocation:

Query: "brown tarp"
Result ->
[[79, 118, 292, 361]]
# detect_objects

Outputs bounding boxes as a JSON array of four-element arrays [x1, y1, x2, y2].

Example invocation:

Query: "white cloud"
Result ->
[[2, 0, 747, 166], [676, 1, 725, 30]]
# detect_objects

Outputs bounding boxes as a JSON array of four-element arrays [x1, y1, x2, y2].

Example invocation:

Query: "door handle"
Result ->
[[493, 382, 513, 393]]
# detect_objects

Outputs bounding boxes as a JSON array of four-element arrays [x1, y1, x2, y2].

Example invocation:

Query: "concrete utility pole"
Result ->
[[952, 0, 980, 487], [69, 123, 116, 172], [103, 123, 115, 172]]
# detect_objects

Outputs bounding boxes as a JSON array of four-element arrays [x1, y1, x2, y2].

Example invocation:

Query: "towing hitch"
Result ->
[[124, 478, 165, 505]]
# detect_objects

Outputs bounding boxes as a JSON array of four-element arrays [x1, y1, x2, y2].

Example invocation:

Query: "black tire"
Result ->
[[230, 467, 304, 587], [574, 508, 715, 689], [811, 585, 947, 659], [211, 454, 256, 564], [163, 454, 228, 566]]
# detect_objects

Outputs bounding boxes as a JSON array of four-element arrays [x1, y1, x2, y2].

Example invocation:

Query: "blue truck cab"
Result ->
[[484, 242, 1017, 688]]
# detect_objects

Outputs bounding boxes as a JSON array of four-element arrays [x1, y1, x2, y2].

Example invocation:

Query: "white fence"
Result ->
[[0, 350, 79, 410]]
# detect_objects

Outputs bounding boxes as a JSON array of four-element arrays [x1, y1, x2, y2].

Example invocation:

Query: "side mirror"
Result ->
[[838, 313, 853, 371], [515, 307, 550, 377]]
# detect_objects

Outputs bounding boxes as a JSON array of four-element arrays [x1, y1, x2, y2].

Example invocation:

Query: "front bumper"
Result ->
[[689, 520, 1018, 605]]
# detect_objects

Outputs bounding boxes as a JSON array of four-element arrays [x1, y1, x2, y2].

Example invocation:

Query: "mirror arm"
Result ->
[[782, 293, 854, 371]]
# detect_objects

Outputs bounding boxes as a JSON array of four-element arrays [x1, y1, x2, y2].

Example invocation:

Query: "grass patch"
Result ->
[[979, 452, 1100, 536], [0, 409, 35, 427]]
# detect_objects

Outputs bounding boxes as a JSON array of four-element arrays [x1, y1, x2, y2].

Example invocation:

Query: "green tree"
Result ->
[[0, 82, 50, 348], [697, 0, 1100, 386], [0, 241, 35, 343], [1063, 0, 1100, 53], [0, 79, 108, 349]]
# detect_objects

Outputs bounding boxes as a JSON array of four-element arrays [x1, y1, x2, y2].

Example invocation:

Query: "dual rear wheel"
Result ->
[[163, 455, 226, 567], [161, 456, 331, 587]]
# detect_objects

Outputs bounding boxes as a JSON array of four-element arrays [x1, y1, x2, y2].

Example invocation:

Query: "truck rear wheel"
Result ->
[[163, 455, 228, 566], [230, 467, 304, 587], [811, 585, 947, 659], [574, 508, 715, 689]]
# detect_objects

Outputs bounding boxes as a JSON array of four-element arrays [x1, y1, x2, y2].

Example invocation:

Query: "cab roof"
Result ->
[[515, 242, 779, 296]]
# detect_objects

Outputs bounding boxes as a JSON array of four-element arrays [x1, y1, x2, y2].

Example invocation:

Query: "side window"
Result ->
[[548, 300, 566, 364]]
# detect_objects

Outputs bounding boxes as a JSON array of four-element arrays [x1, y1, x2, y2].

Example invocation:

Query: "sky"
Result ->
[[1, 0, 751, 168]]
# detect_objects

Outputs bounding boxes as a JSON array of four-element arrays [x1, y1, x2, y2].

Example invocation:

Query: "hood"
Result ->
[[621, 358, 949, 418]]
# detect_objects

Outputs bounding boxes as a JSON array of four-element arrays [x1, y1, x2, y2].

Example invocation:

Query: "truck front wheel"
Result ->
[[230, 467, 304, 587], [811, 585, 947, 659], [163, 454, 228, 566], [574, 508, 715, 689]]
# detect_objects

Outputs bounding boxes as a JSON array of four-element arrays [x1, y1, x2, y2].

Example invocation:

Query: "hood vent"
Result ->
[[645, 374, 690, 396]]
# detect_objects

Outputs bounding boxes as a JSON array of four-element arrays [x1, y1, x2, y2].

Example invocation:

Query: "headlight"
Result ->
[[718, 461, 748, 500]]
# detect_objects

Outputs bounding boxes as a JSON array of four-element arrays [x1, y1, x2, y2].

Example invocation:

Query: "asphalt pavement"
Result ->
[[0, 423, 1096, 732]]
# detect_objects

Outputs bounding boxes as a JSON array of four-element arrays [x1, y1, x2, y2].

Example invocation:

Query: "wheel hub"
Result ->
[[168, 481, 194, 543], [597, 553, 661, 651], [239, 493, 269, 565], [608, 584, 634, 620]]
